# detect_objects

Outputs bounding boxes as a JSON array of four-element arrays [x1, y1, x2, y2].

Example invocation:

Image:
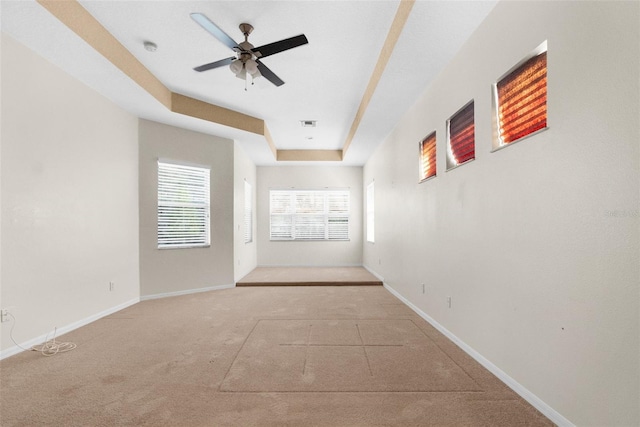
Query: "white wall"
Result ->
[[364, 2, 639, 426], [234, 143, 257, 281], [138, 119, 235, 298], [0, 22, 4, 354], [257, 166, 363, 267], [0, 34, 140, 353]]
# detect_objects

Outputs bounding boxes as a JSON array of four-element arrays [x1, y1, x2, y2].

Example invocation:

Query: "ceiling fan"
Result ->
[[191, 13, 308, 87]]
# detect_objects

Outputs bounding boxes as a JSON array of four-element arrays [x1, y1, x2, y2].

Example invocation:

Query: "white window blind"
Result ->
[[447, 101, 475, 169], [270, 190, 350, 241], [366, 182, 375, 243], [157, 161, 210, 249], [493, 41, 548, 149], [244, 181, 252, 243]]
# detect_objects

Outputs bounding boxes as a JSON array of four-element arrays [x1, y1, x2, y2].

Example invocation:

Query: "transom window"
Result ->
[[419, 132, 437, 182], [270, 189, 350, 241], [447, 100, 475, 169], [493, 41, 548, 148], [244, 180, 253, 243], [366, 182, 375, 243]]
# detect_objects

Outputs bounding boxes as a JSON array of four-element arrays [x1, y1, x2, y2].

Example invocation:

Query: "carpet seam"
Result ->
[[220, 318, 485, 394], [408, 318, 484, 390], [302, 324, 313, 376], [218, 319, 261, 392], [356, 323, 374, 377]]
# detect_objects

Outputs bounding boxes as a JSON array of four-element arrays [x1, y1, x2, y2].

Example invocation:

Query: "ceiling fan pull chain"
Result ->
[[243, 62, 248, 91]]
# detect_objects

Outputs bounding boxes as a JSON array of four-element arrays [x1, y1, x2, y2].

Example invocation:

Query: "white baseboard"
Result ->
[[363, 264, 384, 282], [256, 264, 364, 268], [381, 281, 574, 427], [141, 283, 235, 301], [0, 297, 139, 361]]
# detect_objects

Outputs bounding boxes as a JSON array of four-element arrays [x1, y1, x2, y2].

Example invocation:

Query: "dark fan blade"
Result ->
[[253, 34, 308, 59], [194, 56, 235, 72], [256, 61, 284, 86], [190, 13, 239, 51]]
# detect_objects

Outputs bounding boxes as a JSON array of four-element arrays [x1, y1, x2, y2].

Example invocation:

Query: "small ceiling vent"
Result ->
[[300, 120, 317, 128]]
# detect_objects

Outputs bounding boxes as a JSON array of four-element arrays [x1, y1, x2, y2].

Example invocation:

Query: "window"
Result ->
[[157, 160, 210, 249], [493, 41, 547, 148], [419, 131, 437, 182], [366, 182, 375, 243], [270, 190, 350, 241], [244, 180, 252, 243], [447, 100, 475, 169]]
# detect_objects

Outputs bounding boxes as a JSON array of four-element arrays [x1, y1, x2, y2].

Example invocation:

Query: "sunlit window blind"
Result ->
[[244, 181, 252, 243], [448, 101, 475, 167], [270, 190, 350, 241], [366, 182, 375, 243], [157, 161, 210, 249], [419, 132, 437, 182], [496, 50, 547, 145]]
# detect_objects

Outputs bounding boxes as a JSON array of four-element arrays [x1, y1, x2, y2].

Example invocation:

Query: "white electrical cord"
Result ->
[[8, 312, 76, 357]]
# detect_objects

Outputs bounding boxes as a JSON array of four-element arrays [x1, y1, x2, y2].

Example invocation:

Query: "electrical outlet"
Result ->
[[447, 296, 452, 308], [1, 309, 10, 323], [421, 283, 425, 294], [109, 281, 115, 292]]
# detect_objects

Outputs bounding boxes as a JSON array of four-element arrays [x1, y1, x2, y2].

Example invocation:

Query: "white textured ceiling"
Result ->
[[1, 0, 497, 166]]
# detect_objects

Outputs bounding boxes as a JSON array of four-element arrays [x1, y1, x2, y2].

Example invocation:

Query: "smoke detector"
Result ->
[[144, 41, 158, 52]]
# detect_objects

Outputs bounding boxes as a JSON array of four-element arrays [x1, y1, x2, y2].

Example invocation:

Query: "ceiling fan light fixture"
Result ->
[[229, 59, 243, 74], [245, 59, 258, 75], [234, 68, 247, 80]]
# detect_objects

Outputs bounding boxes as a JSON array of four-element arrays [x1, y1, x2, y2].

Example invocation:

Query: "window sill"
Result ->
[[419, 175, 437, 184], [491, 126, 549, 153], [270, 239, 351, 242], [446, 158, 475, 172], [158, 245, 211, 250]]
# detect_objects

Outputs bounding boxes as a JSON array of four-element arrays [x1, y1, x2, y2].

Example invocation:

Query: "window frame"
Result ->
[[446, 100, 475, 171], [269, 189, 350, 242], [419, 131, 437, 183], [157, 159, 211, 250], [244, 180, 253, 244], [366, 181, 375, 243], [492, 41, 548, 151]]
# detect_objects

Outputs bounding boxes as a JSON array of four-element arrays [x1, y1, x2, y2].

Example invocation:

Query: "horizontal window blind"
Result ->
[[158, 161, 210, 249], [327, 191, 349, 241], [366, 182, 375, 243], [270, 190, 350, 241], [448, 101, 475, 167], [420, 132, 437, 181], [497, 50, 547, 144], [244, 181, 252, 243]]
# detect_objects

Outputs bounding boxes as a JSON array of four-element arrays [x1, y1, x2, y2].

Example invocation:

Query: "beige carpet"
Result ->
[[236, 267, 383, 286], [0, 286, 553, 426]]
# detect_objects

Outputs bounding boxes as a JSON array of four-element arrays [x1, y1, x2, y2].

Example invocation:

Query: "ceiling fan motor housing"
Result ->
[[238, 42, 255, 53]]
